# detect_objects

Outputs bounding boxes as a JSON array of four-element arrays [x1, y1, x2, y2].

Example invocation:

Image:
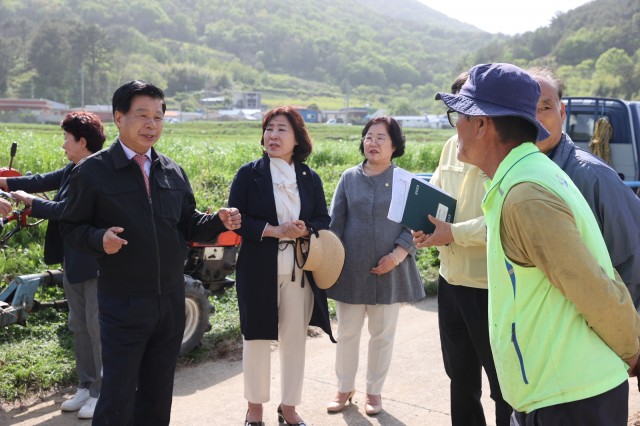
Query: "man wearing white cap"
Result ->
[[427, 62, 640, 424]]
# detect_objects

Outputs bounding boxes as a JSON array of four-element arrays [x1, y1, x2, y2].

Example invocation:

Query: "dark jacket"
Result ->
[[549, 134, 640, 307], [228, 155, 335, 342], [60, 140, 227, 297], [7, 163, 98, 283]]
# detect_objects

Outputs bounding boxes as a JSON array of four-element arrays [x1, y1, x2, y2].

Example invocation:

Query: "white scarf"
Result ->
[[270, 158, 300, 276]]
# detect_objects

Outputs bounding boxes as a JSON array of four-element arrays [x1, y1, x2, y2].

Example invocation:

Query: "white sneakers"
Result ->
[[61, 388, 98, 419], [61, 388, 90, 411], [78, 397, 98, 419]]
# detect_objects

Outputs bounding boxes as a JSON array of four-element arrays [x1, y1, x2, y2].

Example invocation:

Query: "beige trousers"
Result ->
[[243, 271, 314, 405], [334, 301, 400, 395]]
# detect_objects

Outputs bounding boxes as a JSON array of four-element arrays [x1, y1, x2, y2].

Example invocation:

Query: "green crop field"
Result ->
[[0, 121, 453, 403]]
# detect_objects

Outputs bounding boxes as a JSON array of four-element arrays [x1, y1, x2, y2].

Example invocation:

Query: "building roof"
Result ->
[[0, 98, 69, 110]]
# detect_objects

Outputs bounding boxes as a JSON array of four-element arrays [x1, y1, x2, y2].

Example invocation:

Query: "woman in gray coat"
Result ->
[[326, 116, 424, 416]]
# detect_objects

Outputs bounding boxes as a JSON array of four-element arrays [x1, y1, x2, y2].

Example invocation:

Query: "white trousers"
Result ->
[[243, 271, 314, 405], [334, 301, 400, 395]]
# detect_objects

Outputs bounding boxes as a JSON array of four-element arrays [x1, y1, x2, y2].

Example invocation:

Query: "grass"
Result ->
[[0, 121, 454, 403]]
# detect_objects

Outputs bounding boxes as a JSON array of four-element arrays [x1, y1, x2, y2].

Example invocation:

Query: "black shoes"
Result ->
[[244, 409, 264, 426], [277, 404, 307, 426]]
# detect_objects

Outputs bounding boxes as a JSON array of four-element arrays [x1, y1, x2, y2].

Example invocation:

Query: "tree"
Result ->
[[593, 48, 634, 98], [127, 0, 172, 35], [558, 61, 594, 96], [28, 21, 73, 102], [164, 63, 215, 96], [0, 38, 11, 95], [630, 48, 640, 99], [379, 59, 421, 86], [214, 73, 232, 90], [70, 24, 113, 105], [553, 28, 600, 66], [346, 60, 386, 87], [390, 101, 420, 116]]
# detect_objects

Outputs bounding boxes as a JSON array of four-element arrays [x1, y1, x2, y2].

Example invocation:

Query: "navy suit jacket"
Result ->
[[229, 155, 335, 342], [8, 163, 98, 283]]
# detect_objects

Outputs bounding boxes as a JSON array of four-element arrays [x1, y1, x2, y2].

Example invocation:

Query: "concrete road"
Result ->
[[2, 296, 640, 425]]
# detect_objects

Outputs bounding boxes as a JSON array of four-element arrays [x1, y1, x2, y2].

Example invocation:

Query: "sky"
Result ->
[[417, 0, 593, 35]]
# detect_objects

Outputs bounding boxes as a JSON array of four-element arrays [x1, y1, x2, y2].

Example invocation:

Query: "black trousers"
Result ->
[[92, 288, 185, 426], [510, 380, 628, 426], [438, 275, 512, 426]]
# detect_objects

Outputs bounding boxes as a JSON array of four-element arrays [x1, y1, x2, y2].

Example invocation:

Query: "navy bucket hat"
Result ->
[[436, 63, 550, 142]]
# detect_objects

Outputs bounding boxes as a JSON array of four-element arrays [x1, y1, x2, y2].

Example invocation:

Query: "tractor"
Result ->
[[0, 142, 240, 356]]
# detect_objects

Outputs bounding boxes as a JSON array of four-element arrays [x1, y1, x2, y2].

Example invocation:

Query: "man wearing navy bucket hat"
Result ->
[[430, 63, 640, 425]]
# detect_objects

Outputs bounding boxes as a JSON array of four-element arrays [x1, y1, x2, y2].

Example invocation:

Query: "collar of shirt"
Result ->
[[118, 139, 151, 175]]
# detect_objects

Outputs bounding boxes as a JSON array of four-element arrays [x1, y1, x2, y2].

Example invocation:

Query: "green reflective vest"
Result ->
[[482, 143, 627, 413]]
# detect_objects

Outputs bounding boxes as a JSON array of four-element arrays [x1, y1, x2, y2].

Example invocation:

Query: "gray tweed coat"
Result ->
[[327, 162, 425, 305]]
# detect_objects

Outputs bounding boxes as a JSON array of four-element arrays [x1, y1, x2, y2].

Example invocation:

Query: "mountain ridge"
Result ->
[[0, 0, 638, 115]]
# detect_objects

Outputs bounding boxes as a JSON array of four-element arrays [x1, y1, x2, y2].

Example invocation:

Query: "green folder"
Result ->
[[401, 178, 457, 233]]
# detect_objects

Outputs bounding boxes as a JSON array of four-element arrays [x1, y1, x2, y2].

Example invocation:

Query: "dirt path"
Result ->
[[3, 297, 640, 425]]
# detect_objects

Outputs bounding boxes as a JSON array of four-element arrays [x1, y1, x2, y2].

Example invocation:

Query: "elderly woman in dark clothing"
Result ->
[[326, 116, 424, 416], [0, 111, 106, 419], [228, 106, 334, 426]]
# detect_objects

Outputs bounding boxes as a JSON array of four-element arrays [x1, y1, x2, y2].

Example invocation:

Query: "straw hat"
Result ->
[[296, 229, 345, 290]]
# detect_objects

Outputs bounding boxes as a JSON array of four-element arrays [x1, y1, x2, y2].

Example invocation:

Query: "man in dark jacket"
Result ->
[[60, 80, 241, 426], [528, 66, 640, 308], [0, 111, 106, 419]]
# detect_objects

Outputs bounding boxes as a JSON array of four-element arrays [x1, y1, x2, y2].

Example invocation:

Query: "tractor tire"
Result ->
[[180, 278, 213, 356]]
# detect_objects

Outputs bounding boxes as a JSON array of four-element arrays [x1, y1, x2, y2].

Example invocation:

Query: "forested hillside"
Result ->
[[0, 0, 638, 115], [468, 0, 640, 99], [0, 0, 497, 113]]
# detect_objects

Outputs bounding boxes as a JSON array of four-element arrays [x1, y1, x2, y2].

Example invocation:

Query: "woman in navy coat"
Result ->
[[229, 106, 334, 426]]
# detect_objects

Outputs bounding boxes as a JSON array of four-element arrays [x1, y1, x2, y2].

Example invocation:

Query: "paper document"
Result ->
[[387, 167, 456, 233]]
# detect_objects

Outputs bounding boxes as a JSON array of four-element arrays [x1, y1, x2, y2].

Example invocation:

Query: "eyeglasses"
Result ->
[[363, 135, 388, 145], [447, 109, 459, 128]]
